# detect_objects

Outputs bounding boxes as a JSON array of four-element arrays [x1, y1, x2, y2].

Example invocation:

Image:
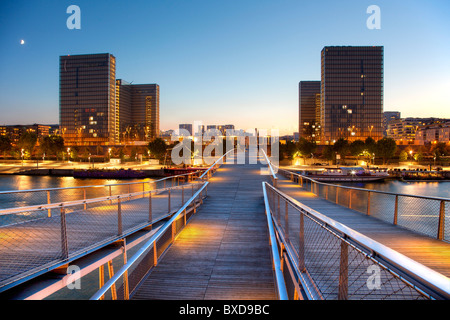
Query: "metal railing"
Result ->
[[89, 149, 233, 300], [261, 148, 278, 187], [262, 182, 450, 300], [0, 180, 206, 293], [90, 181, 209, 300], [0, 153, 232, 294], [0, 169, 205, 219], [276, 168, 449, 243], [262, 182, 288, 300]]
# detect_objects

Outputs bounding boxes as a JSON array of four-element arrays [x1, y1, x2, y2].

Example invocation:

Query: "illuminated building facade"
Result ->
[[116, 80, 160, 143], [299, 81, 321, 142], [320, 46, 384, 143], [60, 53, 117, 146]]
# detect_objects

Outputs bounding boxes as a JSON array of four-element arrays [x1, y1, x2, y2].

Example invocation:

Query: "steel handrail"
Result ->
[[90, 181, 209, 300], [264, 182, 450, 300], [276, 167, 450, 202], [261, 182, 288, 300], [0, 182, 199, 216], [260, 149, 277, 180], [199, 149, 234, 179]]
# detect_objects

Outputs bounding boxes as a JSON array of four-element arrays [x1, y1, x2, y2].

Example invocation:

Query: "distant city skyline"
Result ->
[[1, 1, 450, 135]]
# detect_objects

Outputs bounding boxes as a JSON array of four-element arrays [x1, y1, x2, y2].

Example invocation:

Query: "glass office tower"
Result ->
[[116, 80, 160, 143], [59, 53, 117, 146], [299, 81, 321, 142], [320, 46, 384, 143]]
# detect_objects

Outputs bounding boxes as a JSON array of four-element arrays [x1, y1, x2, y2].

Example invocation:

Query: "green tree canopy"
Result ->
[[297, 138, 317, 158], [349, 140, 365, 158], [148, 138, 168, 160], [0, 135, 12, 156], [375, 137, 397, 164], [333, 138, 350, 160], [364, 137, 377, 154], [40, 135, 65, 157], [17, 131, 38, 155]]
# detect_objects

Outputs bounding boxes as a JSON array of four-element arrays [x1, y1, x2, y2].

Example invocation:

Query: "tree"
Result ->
[[148, 138, 168, 160], [364, 136, 377, 154], [322, 145, 336, 162], [17, 131, 38, 157], [279, 140, 298, 161], [40, 135, 65, 159], [0, 135, 12, 157], [297, 138, 317, 158], [333, 138, 350, 161], [375, 137, 397, 164], [349, 140, 365, 159], [399, 150, 408, 162], [430, 142, 449, 161]]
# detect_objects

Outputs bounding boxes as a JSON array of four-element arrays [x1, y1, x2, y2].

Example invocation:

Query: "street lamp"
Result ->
[[67, 148, 71, 162], [21, 148, 24, 167]]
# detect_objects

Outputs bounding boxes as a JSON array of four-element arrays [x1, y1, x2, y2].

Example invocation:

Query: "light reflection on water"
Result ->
[[0, 175, 156, 192]]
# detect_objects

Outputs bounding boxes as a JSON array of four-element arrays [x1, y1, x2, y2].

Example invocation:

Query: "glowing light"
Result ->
[[20, 39, 25, 45]]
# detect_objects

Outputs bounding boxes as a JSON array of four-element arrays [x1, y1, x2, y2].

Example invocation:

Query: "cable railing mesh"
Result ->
[[0, 180, 204, 291], [277, 169, 449, 243], [265, 184, 431, 300]]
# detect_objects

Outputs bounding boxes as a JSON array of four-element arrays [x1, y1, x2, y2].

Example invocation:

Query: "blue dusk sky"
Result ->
[[0, 0, 449, 135]]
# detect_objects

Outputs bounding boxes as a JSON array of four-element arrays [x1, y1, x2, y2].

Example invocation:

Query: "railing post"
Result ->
[[285, 200, 289, 241], [348, 189, 352, 209], [336, 187, 339, 204], [83, 188, 87, 210], [367, 192, 371, 216], [122, 240, 129, 300], [325, 185, 328, 201], [47, 190, 51, 217], [277, 193, 280, 225], [108, 260, 117, 300], [148, 191, 152, 225], [438, 200, 445, 240], [394, 195, 399, 225], [60, 207, 69, 260], [168, 189, 171, 213], [298, 211, 305, 272], [182, 186, 185, 205], [338, 239, 349, 300], [117, 198, 122, 236], [99, 265, 105, 300], [153, 242, 158, 266]]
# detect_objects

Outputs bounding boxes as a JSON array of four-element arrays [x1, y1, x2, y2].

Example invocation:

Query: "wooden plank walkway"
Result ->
[[132, 161, 277, 300], [0, 185, 198, 291], [275, 174, 450, 278]]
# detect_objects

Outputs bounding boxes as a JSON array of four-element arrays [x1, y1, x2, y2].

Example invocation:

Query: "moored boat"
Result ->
[[300, 166, 389, 182]]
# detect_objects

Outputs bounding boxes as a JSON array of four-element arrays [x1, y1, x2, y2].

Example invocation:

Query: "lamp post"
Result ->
[[21, 148, 24, 167]]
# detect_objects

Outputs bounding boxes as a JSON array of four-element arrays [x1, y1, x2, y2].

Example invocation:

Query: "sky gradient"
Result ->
[[0, 0, 449, 135]]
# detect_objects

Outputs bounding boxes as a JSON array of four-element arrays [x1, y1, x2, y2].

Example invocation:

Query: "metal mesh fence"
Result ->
[[0, 180, 205, 292], [277, 169, 449, 243], [265, 185, 430, 300], [0, 171, 204, 222]]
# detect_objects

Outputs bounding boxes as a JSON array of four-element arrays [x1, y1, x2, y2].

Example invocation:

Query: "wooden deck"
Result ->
[[275, 175, 450, 278], [132, 161, 277, 300]]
